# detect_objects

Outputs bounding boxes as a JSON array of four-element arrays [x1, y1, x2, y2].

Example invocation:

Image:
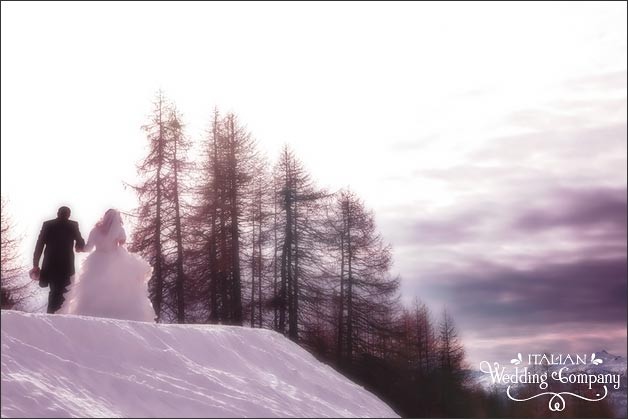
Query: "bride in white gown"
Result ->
[[59, 209, 156, 322]]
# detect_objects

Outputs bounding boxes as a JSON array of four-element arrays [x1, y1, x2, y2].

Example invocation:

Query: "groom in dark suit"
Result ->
[[32, 206, 86, 313]]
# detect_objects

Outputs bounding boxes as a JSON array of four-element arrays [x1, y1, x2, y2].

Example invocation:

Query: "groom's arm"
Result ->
[[33, 223, 47, 268], [73, 221, 86, 252]]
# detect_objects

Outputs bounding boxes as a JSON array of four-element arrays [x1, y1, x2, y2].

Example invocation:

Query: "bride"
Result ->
[[59, 209, 156, 322]]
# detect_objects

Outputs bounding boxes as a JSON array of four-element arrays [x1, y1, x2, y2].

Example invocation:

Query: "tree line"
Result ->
[[127, 91, 473, 416]]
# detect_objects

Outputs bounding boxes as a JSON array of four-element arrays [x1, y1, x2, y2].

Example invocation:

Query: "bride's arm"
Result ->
[[83, 229, 96, 252], [118, 228, 127, 246]]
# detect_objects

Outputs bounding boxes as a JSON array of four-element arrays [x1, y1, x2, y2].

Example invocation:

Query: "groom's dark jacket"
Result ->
[[33, 218, 85, 283]]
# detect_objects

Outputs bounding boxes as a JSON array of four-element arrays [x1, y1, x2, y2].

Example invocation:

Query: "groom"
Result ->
[[32, 206, 86, 313]]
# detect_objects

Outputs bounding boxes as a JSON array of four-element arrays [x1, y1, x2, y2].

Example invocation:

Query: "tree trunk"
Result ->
[[337, 234, 345, 363], [208, 111, 220, 323], [228, 116, 243, 325], [173, 127, 185, 324], [153, 96, 164, 322], [346, 199, 353, 363], [251, 216, 256, 327], [257, 194, 263, 328], [273, 180, 279, 330], [289, 197, 299, 341]]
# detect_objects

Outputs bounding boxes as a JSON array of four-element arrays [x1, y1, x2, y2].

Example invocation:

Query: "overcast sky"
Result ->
[[2, 1, 626, 365]]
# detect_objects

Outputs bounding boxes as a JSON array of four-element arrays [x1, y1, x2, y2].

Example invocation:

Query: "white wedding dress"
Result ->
[[59, 210, 156, 322]]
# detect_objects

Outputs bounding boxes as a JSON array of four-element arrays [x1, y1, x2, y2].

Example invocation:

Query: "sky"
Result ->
[[1, 2, 626, 366]]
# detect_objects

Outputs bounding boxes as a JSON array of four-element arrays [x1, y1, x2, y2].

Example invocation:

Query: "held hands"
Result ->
[[29, 266, 41, 281]]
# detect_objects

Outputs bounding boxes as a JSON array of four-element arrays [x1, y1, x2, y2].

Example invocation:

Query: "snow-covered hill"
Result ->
[[1, 310, 398, 418]]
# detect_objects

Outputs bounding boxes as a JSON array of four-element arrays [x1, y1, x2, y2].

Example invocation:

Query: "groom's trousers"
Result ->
[[47, 276, 71, 314]]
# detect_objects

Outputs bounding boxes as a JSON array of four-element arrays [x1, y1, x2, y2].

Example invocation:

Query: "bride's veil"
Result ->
[[98, 209, 126, 246]]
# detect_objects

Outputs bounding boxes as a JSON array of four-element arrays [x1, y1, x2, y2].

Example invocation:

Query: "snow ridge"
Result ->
[[1, 310, 398, 418]]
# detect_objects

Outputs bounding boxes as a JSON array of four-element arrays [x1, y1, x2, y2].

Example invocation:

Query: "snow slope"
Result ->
[[1, 310, 398, 418]]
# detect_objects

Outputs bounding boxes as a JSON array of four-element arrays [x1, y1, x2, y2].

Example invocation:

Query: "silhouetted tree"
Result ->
[[327, 189, 399, 366], [1, 197, 30, 309], [272, 146, 327, 341], [434, 309, 467, 415], [437, 309, 465, 374], [244, 157, 272, 328], [129, 91, 190, 323], [165, 107, 190, 323], [191, 109, 257, 326], [399, 298, 436, 377]]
